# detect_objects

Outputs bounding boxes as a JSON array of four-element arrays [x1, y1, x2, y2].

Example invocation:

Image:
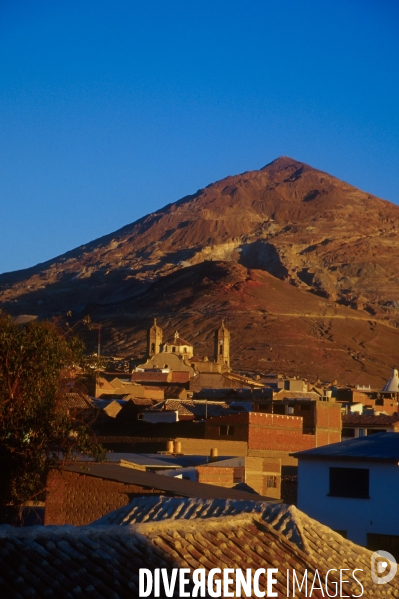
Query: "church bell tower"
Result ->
[[147, 318, 163, 357], [214, 319, 230, 368]]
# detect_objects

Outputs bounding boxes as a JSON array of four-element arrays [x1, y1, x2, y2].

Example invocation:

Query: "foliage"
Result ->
[[0, 313, 104, 523]]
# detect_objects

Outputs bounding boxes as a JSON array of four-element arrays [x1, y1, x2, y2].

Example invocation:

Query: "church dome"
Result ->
[[382, 369, 399, 392]]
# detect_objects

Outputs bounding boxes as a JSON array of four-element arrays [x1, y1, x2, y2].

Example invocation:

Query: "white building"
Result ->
[[294, 433, 399, 553]]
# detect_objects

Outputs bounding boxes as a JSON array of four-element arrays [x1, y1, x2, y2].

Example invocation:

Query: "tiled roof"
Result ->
[[343, 413, 399, 426], [93, 496, 399, 597], [60, 393, 93, 410], [273, 390, 321, 401], [0, 514, 363, 599], [146, 399, 236, 418], [162, 385, 185, 398], [293, 431, 399, 461]]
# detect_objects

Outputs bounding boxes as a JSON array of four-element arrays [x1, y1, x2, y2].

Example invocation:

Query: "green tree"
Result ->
[[0, 313, 103, 523]]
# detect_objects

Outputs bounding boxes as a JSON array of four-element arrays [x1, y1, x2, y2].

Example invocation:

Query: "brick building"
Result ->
[[45, 464, 271, 526]]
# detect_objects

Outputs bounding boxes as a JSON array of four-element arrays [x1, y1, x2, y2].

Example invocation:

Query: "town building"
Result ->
[[294, 432, 399, 554]]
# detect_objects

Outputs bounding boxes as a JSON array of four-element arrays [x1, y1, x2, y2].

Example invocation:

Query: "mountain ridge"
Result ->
[[1, 156, 399, 384]]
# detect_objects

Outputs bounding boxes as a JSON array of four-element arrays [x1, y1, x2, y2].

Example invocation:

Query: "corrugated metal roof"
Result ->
[[64, 463, 277, 501], [293, 432, 399, 461]]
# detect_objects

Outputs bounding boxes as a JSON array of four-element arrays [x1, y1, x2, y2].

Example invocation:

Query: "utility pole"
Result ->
[[97, 323, 101, 360]]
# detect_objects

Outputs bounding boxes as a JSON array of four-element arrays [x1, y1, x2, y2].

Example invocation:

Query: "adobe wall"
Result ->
[[175, 437, 248, 456], [196, 457, 281, 499], [196, 466, 237, 488], [45, 469, 165, 526]]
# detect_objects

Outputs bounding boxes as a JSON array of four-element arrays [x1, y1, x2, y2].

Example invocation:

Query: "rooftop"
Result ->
[[63, 463, 276, 501], [91, 496, 398, 597], [342, 413, 399, 426], [293, 432, 399, 462], [0, 513, 342, 599]]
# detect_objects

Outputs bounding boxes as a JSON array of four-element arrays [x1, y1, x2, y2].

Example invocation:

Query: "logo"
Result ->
[[371, 550, 397, 584]]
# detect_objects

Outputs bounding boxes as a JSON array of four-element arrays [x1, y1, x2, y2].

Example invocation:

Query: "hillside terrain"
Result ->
[[1, 157, 399, 385]]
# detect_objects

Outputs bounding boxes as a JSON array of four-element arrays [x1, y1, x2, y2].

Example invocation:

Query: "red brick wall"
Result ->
[[315, 402, 341, 447], [247, 413, 315, 452], [45, 470, 165, 526], [205, 412, 316, 453], [196, 466, 235, 487], [205, 413, 250, 441]]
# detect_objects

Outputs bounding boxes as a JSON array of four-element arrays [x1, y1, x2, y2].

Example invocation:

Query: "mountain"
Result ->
[[1, 157, 399, 385]]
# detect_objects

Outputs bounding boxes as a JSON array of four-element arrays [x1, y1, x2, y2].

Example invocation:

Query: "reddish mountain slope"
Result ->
[[1, 157, 399, 384]]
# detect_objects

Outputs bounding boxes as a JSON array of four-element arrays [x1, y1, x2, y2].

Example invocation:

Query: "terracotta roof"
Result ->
[[93, 496, 399, 597], [59, 393, 93, 410], [162, 385, 185, 398], [146, 399, 237, 418], [343, 413, 399, 426], [0, 514, 345, 598], [273, 390, 321, 401]]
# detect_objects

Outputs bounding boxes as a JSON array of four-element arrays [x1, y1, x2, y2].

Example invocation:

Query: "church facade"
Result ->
[[138, 319, 231, 374]]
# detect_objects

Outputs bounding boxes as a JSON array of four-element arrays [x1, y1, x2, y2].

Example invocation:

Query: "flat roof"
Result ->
[[64, 463, 277, 501], [292, 432, 399, 462]]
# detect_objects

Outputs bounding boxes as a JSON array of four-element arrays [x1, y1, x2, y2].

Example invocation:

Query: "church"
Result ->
[[139, 319, 231, 375]]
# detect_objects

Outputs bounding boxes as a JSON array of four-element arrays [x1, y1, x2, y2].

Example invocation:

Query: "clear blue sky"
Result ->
[[1, 0, 398, 274]]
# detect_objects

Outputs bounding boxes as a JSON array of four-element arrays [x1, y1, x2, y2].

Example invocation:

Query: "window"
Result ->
[[287, 406, 294, 415], [151, 343, 155, 353], [266, 475, 277, 488], [220, 425, 235, 436], [358, 428, 365, 437], [329, 467, 369, 499], [342, 428, 355, 438], [368, 533, 399, 562], [172, 347, 176, 353], [333, 530, 347, 539], [233, 467, 244, 483]]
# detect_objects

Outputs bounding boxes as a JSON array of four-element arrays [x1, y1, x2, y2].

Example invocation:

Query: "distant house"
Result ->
[[342, 413, 399, 440], [293, 433, 399, 555]]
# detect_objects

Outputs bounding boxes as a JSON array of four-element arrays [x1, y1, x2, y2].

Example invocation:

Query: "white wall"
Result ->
[[297, 458, 399, 547]]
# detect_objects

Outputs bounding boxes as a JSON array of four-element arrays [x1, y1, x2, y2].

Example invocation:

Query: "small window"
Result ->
[[287, 406, 294, 415], [233, 467, 244, 483], [333, 530, 347, 539], [172, 347, 176, 353], [220, 425, 235, 436], [342, 428, 355, 438], [151, 343, 155, 353], [184, 347, 187, 353], [329, 467, 369, 499], [137, 414, 144, 420], [266, 475, 277, 488], [368, 533, 399, 562]]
